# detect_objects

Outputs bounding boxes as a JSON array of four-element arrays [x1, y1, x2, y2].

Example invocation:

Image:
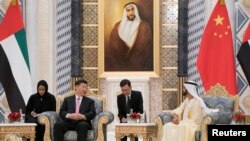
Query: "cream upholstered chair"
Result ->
[[37, 88, 114, 141], [154, 84, 239, 141]]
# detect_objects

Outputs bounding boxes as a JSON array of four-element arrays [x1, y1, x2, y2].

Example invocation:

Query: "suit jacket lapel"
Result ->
[[130, 91, 135, 107], [79, 96, 86, 112], [69, 95, 76, 112], [122, 95, 127, 113]]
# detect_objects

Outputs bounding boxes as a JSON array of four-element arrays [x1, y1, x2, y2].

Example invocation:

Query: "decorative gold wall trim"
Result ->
[[162, 45, 178, 48], [162, 67, 178, 70], [162, 1, 178, 5], [89, 88, 99, 91], [81, 46, 98, 48], [82, 67, 98, 70], [82, 3, 98, 5], [162, 88, 178, 91], [162, 23, 177, 26]]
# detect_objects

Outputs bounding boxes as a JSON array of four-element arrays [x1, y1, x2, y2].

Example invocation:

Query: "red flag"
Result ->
[[242, 23, 250, 43], [197, 0, 237, 95]]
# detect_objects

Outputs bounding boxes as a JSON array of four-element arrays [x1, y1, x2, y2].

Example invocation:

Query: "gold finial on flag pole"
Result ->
[[220, 0, 225, 5], [12, 0, 17, 6]]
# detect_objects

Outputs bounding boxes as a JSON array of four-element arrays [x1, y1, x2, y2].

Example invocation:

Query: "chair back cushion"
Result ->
[[202, 96, 234, 124], [58, 96, 103, 114], [88, 96, 103, 114], [202, 96, 234, 112], [56, 90, 105, 114]]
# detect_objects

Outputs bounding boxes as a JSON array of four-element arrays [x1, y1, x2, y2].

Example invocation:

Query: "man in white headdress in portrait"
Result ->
[[105, 2, 153, 71], [161, 80, 219, 141]]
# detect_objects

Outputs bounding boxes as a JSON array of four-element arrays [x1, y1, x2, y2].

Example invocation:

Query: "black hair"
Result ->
[[37, 80, 48, 93], [120, 79, 131, 87], [75, 79, 88, 86]]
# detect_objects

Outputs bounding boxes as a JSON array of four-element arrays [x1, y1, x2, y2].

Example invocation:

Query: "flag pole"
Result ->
[[12, 0, 16, 5], [220, 0, 225, 5]]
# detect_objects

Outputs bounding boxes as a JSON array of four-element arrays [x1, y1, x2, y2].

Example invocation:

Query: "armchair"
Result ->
[[154, 84, 239, 141], [199, 84, 239, 141], [37, 89, 114, 141]]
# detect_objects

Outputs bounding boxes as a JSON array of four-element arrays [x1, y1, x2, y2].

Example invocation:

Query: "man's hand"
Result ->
[[171, 114, 180, 124], [121, 117, 127, 123], [31, 111, 36, 117], [68, 113, 86, 120]]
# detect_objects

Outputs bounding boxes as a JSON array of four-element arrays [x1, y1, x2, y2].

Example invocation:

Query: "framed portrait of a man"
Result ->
[[98, 0, 159, 77]]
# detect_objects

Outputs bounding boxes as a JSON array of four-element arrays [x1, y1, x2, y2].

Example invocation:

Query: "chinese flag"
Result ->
[[197, 0, 237, 95]]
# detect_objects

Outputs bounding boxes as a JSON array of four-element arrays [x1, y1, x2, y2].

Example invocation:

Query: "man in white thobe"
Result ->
[[161, 80, 206, 141]]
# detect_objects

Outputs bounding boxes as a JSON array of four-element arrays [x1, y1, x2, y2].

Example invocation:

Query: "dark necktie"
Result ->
[[126, 96, 131, 114]]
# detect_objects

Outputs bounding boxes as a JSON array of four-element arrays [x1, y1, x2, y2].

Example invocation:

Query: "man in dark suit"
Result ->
[[54, 80, 96, 141], [117, 79, 143, 141]]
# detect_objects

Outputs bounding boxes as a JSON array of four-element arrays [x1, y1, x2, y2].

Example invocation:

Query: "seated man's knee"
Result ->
[[54, 122, 64, 130], [76, 122, 89, 131]]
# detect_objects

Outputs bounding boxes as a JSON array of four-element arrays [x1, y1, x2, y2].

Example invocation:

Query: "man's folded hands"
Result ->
[[67, 113, 86, 120]]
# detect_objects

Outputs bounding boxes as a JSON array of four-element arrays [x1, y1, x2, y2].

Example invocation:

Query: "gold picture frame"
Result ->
[[98, 0, 159, 77]]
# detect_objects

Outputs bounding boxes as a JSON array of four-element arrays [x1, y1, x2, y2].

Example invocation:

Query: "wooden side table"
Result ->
[[0, 123, 37, 141], [115, 123, 157, 141]]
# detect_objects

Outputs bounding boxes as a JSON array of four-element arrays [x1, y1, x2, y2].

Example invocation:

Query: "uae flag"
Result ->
[[237, 23, 250, 85], [0, 1, 32, 112], [197, 0, 237, 95]]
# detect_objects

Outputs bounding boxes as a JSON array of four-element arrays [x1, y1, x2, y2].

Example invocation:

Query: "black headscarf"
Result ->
[[37, 80, 48, 96]]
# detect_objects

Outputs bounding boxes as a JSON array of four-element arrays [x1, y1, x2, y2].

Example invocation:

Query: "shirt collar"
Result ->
[[76, 95, 83, 100], [126, 92, 131, 98]]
